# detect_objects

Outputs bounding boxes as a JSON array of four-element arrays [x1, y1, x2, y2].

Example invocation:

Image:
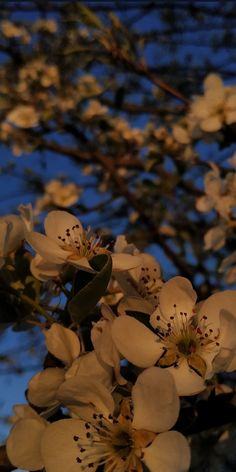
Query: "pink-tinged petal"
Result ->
[[41, 419, 96, 472], [58, 377, 114, 417], [44, 323, 80, 364], [44, 210, 83, 241], [197, 290, 236, 348], [27, 231, 71, 263], [118, 296, 153, 316], [30, 254, 62, 281], [132, 367, 180, 433], [27, 368, 65, 407], [167, 361, 206, 396], [6, 418, 47, 471], [111, 315, 162, 368], [143, 431, 191, 472], [159, 276, 197, 321], [111, 253, 142, 271]]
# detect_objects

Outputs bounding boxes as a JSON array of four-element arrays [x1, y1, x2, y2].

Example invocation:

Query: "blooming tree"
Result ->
[[2, 2, 236, 471]]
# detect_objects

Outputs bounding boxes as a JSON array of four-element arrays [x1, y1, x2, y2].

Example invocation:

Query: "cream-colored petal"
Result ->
[[172, 125, 190, 144], [27, 231, 71, 263], [225, 110, 236, 125], [143, 431, 191, 472], [28, 368, 65, 407], [132, 367, 180, 432], [204, 73, 224, 92], [111, 315, 162, 367], [201, 115, 222, 132], [44, 323, 80, 364], [44, 210, 83, 241], [197, 290, 236, 349], [6, 418, 47, 471], [195, 195, 214, 213], [41, 419, 97, 472], [65, 351, 112, 389], [167, 361, 206, 396], [58, 377, 114, 416], [30, 254, 62, 281], [159, 276, 197, 321], [118, 296, 154, 315], [204, 226, 226, 251], [111, 253, 142, 271]]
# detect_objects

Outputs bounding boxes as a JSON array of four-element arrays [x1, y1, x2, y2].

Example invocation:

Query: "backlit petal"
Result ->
[[132, 367, 180, 432], [143, 431, 191, 472]]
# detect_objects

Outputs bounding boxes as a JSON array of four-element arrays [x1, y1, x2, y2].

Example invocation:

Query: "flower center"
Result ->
[[73, 413, 142, 471], [57, 224, 109, 260], [137, 265, 163, 309], [155, 306, 220, 376]]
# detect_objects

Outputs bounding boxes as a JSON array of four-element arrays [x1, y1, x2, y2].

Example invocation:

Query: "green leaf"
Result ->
[[68, 254, 112, 323], [77, 3, 103, 29]]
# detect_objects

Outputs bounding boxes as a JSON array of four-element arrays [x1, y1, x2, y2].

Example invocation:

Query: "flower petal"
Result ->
[[27, 368, 65, 407], [159, 276, 197, 321], [111, 253, 142, 271], [30, 254, 62, 281], [6, 418, 47, 471], [143, 431, 191, 472], [27, 231, 71, 263], [198, 290, 236, 349], [41, 419, 96, 472], [167, 361, 206, 396], [44, 210, 83, 242], [44, 323, 80, 364], [111, 315, 162, 367], [132, 367, 180, 432], [58, 377, 114, 417], [118, 296, 154, 316]]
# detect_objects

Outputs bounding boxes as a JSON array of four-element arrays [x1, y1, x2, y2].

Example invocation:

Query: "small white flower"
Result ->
[[39, 368, 190, 472], [112, 276, 236, 395], [27, 211, 141, 279]]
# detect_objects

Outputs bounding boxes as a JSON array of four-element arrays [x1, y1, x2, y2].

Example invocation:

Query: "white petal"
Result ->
[[159, 276, 197, 321], [30, 254, 62, 281], [0, 215, 25, 254], [41, 419, 96, 472], [27, 368, 65, 407], [143, 431, 191, 472], [27, 231, 71, 263], [44, 323, 80, 364], [201, 115, 222, 132], [45, 210, 83, 241], [118, 296, 154, 315], [225, 93, 236, 110], [167, 361, 206, 396], [198, 290, 236, 349], [191, 98, 211, 120], [6, 418, 47, 470], [58, 377, 114, 417], [111, 315, 162, 367], [132, 367, 180, 432], [65, 351, 112, 389], [111, 253, 142, 271]]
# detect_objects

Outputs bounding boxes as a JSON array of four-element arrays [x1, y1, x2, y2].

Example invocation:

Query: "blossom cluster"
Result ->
[[2, 208, 236, 471]]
